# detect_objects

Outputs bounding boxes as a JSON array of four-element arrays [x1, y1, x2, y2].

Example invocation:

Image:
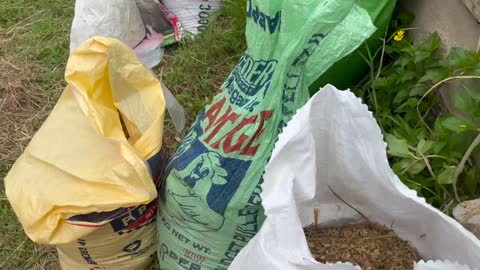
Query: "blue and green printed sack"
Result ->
[[157, 0, 376, 269]]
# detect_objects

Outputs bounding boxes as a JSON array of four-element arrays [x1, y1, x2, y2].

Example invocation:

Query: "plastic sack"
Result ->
[[229, 85, 480, 270], [134, 35, 165, 69], [56, 149, 164, 270], [156, 1, 376, 269], [55, 143, 168, 270], [70, 0, 145, 52], [160, 0, 222, 35], [57, 221, 157, 270], [136, 0, 184, 48], [162, 82, 186, 132], [310, 0, 397, 92], [5, 37, 166, 246], [134, 0, 186, 67], [70, 0, 181, 68]]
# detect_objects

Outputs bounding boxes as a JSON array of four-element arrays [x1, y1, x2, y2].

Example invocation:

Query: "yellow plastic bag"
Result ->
[[5, 37, 166, 245]]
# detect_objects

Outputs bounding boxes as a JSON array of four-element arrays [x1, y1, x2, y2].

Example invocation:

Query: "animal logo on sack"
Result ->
[[163, 119, 252, 232], [166, 151, 228, 232]]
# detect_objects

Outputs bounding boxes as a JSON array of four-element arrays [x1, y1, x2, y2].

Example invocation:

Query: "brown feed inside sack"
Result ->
[[304, 222, 420, 270]]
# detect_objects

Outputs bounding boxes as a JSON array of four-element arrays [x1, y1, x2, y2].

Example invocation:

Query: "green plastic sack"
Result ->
[[309, 0, 397, 93], [157, 1, 376, 269]]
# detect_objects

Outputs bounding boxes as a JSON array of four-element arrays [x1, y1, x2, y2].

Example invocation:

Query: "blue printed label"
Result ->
[[246, 0, 281, 34], [223, 53, 278, 112]]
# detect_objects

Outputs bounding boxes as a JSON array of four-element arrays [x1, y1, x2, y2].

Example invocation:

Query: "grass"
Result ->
[[1, 1, 73, 269], [0, 0, 246, 269]]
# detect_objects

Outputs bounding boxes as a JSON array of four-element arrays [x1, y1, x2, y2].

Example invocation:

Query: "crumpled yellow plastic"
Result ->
[[5, 37, 165, 244]]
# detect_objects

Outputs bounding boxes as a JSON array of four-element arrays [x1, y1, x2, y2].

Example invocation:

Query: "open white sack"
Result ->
[[229, 85, 480, 270], [70, 0, 168, 68], [69, 0, 145, 52]]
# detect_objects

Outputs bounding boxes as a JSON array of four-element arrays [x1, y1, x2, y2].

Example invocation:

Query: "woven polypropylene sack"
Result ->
[[70, 0, 145, 52], [6, 37, 167, 269], [229, 85, 480, 270], [156, 1, 376, 269], [160, 0, 222, 35]]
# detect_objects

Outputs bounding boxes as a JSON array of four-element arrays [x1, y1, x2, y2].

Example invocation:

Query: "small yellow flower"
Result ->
[[394, 30, 405, 42]]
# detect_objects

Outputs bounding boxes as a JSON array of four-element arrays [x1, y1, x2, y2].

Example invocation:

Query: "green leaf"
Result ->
[[434, 117, 450, 137], [450, 77, 480, 100], [454, 90, 478, 117], [404, 179, 421, 192], [408, 160, 427, 174], [415, 32, 441, 63], [471, 86, 480, 101], [395, 98, 418, 113], [415, 50, 432, 64], [409, 84, 429, 97], [417, 138, 434, 154], [393, 55, 412, 68], [415, 175, 436, 187], [433, 141, 447, 153], [385, 134, 413, 158], [443, 48, 478, 69], [392, 159, 412, 174], [439, 115, 476, 133], [372, 78, 391, 89], [419, 69, 447, 84], [400, 45, 416, 55], [399, 70, 417, 83], [392, 158, 426, 175], [393, 88, 410, 104], [464, 166, 478, 196], [437, 166, 456, 184], [442, 133, 474, 158], [386, 115, 413, 135]]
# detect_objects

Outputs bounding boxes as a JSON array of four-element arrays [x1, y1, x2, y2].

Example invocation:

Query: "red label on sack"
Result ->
[[158, 2, 183, 40]]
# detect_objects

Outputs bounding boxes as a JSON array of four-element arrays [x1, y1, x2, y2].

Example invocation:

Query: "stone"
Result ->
[[399, 0, 480, 111], [399, 0, 480, 55], [463, 0, 480, 23], [453, 199, 480, 238], [399, 1, 480, 169]]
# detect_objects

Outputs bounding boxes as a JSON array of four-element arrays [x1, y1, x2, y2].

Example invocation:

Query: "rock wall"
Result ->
[[400, 0, 480, 237], [400, 0, 480, 112]]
